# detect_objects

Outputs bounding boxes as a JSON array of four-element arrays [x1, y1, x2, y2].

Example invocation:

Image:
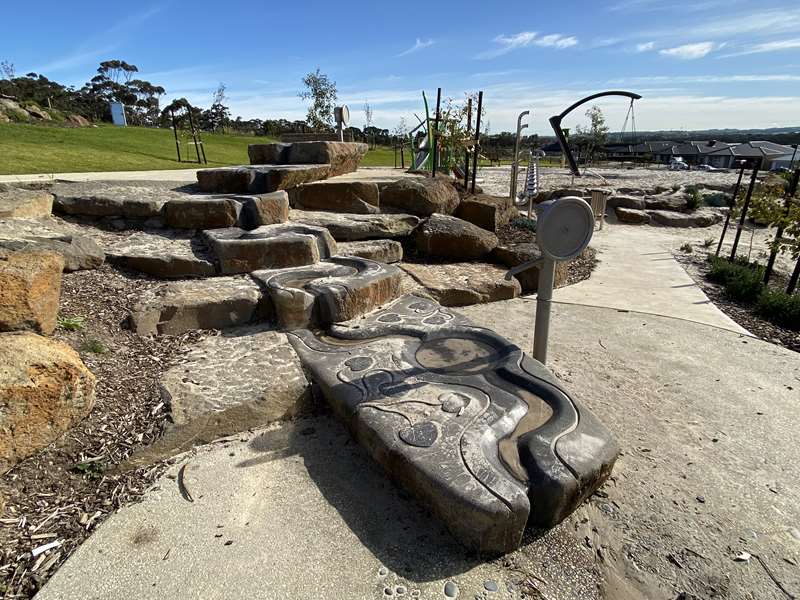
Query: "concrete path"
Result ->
[[553, 222, 748, 334]]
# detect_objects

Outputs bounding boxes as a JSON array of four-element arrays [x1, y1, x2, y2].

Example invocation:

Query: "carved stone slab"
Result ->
[[253, 256, 402, 329], [288, 294, 618, 553], [204, 224, 337, 275]]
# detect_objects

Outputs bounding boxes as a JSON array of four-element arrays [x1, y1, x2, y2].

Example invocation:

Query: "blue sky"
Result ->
[[3, 0, 800, 134]]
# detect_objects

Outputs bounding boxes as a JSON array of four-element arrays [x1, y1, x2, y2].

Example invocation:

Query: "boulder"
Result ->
[[248, 143, 291, 164], [606, 195, 645, 211], [130, 276, 268, 336], [289, 181, 380, 214], [400, 262, 520, 306], [643, 193, 687, 211], [647, 209, 723, 228], [415, 213, 498, 260], [105, 231, 216, 278], [490, 244, 571, 292], [614, 207, 651, 225], [25, 105, 51, 120], [454, 194, 515, 232], [0, 331, 96, 472], [338, 240, 403, 263], [0, 250, 63, 335], [52, 181, 180, 218], [286, 142, 369, 176], [162, 197, 241, 229], [196, 164, 333, 194], [238, 191, 290, 228], [551, 188, 589, 199], [0, 188, 53, 219], [65, 114, 91, 127], [288, 209, 420, 241], [381, 178, 460, 216], [0, 235, 104, 271], [158, 326, 310, 446]]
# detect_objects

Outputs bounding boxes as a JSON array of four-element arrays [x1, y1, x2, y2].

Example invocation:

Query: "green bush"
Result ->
[[686, 189, 702, 211], [703, 192, 730, 207], [511, 216, 537, 232], [756, 290, 800, 331], [707, 256, 765, 302]]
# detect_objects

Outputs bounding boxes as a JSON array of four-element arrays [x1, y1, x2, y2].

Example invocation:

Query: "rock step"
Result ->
[[0, 217, 104, 272], [196, 164, 334, 194], [0, 187, 53, 219], [399, 262, 520, 306], [288, 210, 420, 241], [288, 294, 619, 553]]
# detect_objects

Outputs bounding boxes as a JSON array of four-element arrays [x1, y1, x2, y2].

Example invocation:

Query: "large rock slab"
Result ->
[[105, 231, 215, 278], [238, 191, 290, 228], [0, 250, 63, 335], [454, 194, 515, 232], [0, 217, 104, 271], [415, 213, 498, 260], [0, 331, 96, 472], [288, 294, 618, 553], [643, 193, 687, 212], [490, 244, 575, 292], [400, 262, 520, 306], [0, 187, 53, 219], [606, 195, 645, 211], [253, 256, 403, 329], [289, 181, 380, 214], [288, 209, 420, 241], [248, 142, 290, 165], [286, 141, 369, 176], [162, 197, 241, 229], [130, 276, 267, 336], [159, 326, 310, 444], [196, 165, 332, 194], [647, 209, 722, 228], [337, 239, 403, 263], [614, 207, 651, 225], [381, 177, 460, 216], [204, 224, 337, 275], [52, 181, 183, 218]]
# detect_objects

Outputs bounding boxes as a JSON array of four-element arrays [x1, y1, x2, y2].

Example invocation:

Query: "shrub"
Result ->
[[680, 242, 693, 253], [756, 290, 800, 331], [511, 217, 537, 232], [707, 256, 765, 302], [81, 338, 107, 354], [686, 189, 702, 211], [703, 192, 730, 207], [702, 238, 715, 248], [57, 315, 85, 331]]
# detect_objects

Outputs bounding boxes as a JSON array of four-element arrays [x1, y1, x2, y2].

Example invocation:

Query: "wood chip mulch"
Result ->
[[674, 251, 800, 353], [0, 265, 202, 599]]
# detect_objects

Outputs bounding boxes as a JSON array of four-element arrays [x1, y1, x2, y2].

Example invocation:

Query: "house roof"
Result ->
[[707, 141, 795, 158]]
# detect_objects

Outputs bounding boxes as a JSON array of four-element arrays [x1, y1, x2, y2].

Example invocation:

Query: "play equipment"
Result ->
[[334, 105, 350, 142], [505, 196, 595, 364]]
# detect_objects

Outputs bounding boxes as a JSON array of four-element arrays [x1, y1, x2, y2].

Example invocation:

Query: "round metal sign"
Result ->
[[335, 105, 350, 126], [536, 196, 594, 261]]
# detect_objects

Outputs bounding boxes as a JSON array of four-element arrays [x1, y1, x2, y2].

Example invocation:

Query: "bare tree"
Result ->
[[363, 100, 374, 148], [0, 60, 14, 80]]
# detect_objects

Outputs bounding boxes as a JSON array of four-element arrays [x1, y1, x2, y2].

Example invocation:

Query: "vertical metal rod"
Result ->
[[716, 161, 746, 256], [186, 106, 202, 164], [470, 91, 483, 194], [729, 160, 761, 261], [464, 98, 472, 190], [788, 256, 800, 294], [764, 169, 799, 284], [401, 139, 405, 169], [533, 259, 555, 364], [432, 88, 441, 177], [511, 111, 530, 202], [170, 109, 181, 163]]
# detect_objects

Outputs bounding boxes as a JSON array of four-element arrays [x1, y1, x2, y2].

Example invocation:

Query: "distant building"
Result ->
[[603, 139, 795, 169], [703, 141, 796, 169]]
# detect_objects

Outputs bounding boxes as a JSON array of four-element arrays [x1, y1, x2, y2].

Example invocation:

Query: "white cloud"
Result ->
[[476, 31, 578, 59], [635, 41, 656, 52], [720, 38, 800, 58], [659, 41, 716, 59], [611, 74, 800, 84], [397, 38, 435, 57]]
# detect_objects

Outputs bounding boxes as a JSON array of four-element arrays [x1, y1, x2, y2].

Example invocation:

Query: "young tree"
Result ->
[[363, 100, 374, 148], [199, 83, 231, 132], [298, 68, 337, 131], [0, 60, 14, 80], [576, 105, 609, 164]]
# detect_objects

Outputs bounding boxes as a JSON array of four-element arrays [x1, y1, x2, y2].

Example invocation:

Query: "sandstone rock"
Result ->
[[248, 143, 291, 164], [614, 207, 651, 225], [196, 164, 332, 194], [647, 209, 722, 228], [381, 177, 460, 216], [52, 181, 193, 219], [0, 188, 53, 219], [415, 213, 498, 260], [288, 209, 420, 241], [0, 331, 96, 472], [400, 262, 520, 306], [105, 231, 215, 278], [454, 194, 515, 232], [65, 114, 91, 127], [25, 105, 51, 120], [551, 188, 589, 199], [158, 326, 310, 445], [130, 276, 268, 336], [205, 224, 336, 275], [490, 244, 571, 292], [0, 235, 104, 271], [290, 181, 380, 214], [238, 191, 290, 228], [286, 141, 368, 176], [337, 240, 403, 263], [643, 193, 687, 211], [163, 197, 241, 229], [606, 195, 646, 211], [0, 250, 63, 335]]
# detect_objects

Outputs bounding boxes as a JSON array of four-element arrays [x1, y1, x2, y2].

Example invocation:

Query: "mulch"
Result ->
[[0, 265, 201, 598], [674, 252, 800, 353]]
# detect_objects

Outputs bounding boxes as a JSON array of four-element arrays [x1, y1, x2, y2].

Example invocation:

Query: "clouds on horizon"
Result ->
[[475, 31, 578, 59]]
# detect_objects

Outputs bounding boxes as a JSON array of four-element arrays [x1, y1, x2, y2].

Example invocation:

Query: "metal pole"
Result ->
[[764, 169, 799, 284], [533, 259, 555, 364], [788, 257, 800, 294], [715, 161, 746, 256], [471, 91, 483, 194], [432, 88, 441, 177], [464, 98, 472, 190], [170, 109, 182, 163], [511, 111, 530, 202], [729, 160, 761, 261]]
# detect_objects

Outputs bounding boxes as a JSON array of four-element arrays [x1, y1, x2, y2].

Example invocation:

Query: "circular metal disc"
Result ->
[[341, 105, 350, 125], [536, 196, 594, 261]]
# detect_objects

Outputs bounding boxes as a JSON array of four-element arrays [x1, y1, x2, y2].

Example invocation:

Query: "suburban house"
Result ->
[[602, 139, 795, 169]]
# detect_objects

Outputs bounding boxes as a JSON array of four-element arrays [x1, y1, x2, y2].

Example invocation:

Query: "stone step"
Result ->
[[0, 217, 104, 271], [248, 141, 368, 177], [288, 209, 420, 241], [105, 230, 216, 278], [196, 164, 333, 194], [288, 294, 618, 553], [337, 240, 403, 263], [0, 187, 53, 219], [399, 262, 521, 306]]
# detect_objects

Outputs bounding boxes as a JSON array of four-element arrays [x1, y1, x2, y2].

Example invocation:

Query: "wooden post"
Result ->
[[729, 160, 761, 262], [471, 91, 483, 194], [716, 161, 747, 256]]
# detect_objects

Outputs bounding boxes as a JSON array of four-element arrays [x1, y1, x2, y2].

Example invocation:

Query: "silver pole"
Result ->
[[511, 111, 529, 201], [533, 258, 555, 363]]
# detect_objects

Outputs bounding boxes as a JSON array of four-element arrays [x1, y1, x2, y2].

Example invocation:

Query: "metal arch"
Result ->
[[549, 90, 642, 177]]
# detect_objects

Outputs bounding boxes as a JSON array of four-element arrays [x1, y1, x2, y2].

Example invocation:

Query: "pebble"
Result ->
[[444, 581, 459, 598], [395, 585, 407, 595], [483, 580, 498, 593], [384, 587, 394, 596], [378, 567, 389, 577]]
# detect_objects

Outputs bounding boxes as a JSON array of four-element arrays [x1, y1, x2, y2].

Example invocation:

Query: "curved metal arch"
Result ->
[[549, 90, 642, 177]]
